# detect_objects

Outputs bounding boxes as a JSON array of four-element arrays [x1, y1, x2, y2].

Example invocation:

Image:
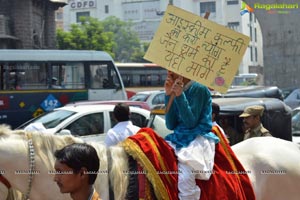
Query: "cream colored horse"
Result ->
[[1, 125, 300, 200]]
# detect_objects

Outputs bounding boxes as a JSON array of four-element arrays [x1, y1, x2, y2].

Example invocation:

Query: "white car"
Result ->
[[129, 90, 165, 109], [17, 104, 168, 143], [292, 106, 300, 144]]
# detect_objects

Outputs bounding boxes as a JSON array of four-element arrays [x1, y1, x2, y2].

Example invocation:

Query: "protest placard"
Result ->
[[144, 5, 250, 93]]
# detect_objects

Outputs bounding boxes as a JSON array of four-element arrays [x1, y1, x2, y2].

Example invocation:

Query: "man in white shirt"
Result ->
[[104, 103, 140, 147]]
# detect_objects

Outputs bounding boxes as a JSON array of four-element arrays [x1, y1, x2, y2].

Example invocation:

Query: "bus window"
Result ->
[[52, 63, 85, 89], [116, 63, 167, 87], [1, 62, 48, 90], [90, 63, 122, 89], [0, 50, 127, 129]]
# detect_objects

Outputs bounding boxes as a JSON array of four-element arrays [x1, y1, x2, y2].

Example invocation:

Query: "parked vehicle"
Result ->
[[65, 100, 151, 110], [283, 88, 300, 109], [147, 97, 292, 145], [292, 106, 300, 144], [16, 104, 167, 143], [129, 90, 165, 109], [222, 86, 284, 101]]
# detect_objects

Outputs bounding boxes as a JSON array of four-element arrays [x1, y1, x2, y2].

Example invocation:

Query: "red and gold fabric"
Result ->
[[122, 127, 178, 200], [196, 125, 256, 200], [122, 126, 255, 200]]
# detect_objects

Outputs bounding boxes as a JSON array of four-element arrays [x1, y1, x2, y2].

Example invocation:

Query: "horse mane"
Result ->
[[0, 125, 83, 171], [108, 145, 129, 200], [29, 131, 84, 170], [6, 188, 23, 200], [0, 125, 14, 137]]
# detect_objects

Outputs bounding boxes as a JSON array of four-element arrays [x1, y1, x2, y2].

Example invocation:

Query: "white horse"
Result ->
[[0, 125, 300, 200], [0, 125, 129, 200]]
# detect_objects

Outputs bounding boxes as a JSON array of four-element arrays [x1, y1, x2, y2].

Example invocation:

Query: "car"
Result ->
[[147, 97, 292, 145], [16, 104, 168, 143], [64, 100, 151, 110], [129, 90, 165, 109], [292, 106, 300, 144], [283, 88, 300, 109]]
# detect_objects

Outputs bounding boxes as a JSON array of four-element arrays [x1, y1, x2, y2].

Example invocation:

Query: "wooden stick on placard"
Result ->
[[165, 11, 210, 113]]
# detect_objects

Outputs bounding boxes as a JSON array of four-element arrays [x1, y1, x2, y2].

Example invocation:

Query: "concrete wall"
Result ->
[[244, 0, 300, 88]]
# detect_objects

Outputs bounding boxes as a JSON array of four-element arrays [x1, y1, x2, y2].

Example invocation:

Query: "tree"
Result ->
[[56, 17, 115, 58], [102, 16, 145, 62], [56, 16, 147, 62]]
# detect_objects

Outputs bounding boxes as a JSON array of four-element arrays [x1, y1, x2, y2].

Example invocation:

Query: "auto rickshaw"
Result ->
[[147, 97, 292, 146]]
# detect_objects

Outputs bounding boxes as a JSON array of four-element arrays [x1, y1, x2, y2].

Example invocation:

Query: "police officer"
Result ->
[[239, 105, 272, 140]]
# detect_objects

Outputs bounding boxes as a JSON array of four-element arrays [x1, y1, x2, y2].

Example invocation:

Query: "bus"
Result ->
[[0, 49, 127, 128], [116, 63, 167, 88]]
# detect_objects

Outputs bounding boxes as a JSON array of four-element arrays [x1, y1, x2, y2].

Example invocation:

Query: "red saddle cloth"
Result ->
[[122, 127, 178, 200], [197, 126, 256, 200], [122, 127, 255, 200]]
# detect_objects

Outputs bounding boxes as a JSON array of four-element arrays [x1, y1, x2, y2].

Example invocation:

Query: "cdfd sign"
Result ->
[[70, 0, 96, 9]]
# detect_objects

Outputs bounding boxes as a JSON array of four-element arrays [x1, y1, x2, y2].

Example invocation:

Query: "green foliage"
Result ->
[[56, 16, 147, 62], [56, 17, 115, 57], [102, 16, 145, 62]]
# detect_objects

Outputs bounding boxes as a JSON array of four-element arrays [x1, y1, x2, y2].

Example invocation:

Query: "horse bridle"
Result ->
[[0, 133, 35, 200], [24, 133, 36, 200]]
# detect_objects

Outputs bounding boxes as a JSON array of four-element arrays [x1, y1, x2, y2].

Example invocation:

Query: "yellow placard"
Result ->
[[144, 5, 250, 93]]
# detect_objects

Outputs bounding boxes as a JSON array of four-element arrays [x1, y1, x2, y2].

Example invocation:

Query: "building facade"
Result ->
[[0, 0, 66, 49]]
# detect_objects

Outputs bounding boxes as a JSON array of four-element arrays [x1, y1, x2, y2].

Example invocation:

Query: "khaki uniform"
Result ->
[[244, 123, 272, 140]]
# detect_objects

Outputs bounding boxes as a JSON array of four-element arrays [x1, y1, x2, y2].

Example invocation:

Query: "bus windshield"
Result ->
[[0, 50, 127, 128]]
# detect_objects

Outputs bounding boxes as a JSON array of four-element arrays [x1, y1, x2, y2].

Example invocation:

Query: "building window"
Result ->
[[76, 12, 90, 23], [250, 26, 252, 41], [254, 28, 257, 42], [255, 47, 258, 62], [200, 2, 216, 14], [227, 22, 240, 31], [55, 11, 63, 21], [105, 5, 109, 14], [250, 46, 253, 62], [227, 0, 238, 5]]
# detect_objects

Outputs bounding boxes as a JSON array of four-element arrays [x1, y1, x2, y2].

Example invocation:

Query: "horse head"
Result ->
[[0, 125, 126, 200], [0, 125, 81, 200]]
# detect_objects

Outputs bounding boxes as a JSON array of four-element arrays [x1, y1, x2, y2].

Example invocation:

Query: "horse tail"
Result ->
[[108, 145, 129, 200]]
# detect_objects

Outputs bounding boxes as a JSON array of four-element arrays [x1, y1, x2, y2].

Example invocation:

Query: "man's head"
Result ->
[[52, 77, 58, 85], [113, 103, 130, 122], [239, 105, 264, 130], [53, 143, 99, 193]]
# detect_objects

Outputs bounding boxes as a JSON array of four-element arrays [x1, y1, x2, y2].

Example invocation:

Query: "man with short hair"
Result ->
[[54, 143, 102, 200], [239, 105, 272, 140], [104, 103, 140, 146]]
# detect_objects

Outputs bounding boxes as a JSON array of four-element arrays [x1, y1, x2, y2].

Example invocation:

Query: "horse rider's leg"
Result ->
[[178, 162, 200, 200]]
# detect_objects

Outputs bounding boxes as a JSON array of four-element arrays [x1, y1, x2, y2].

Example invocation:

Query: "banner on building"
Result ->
[[144, 5, 250, 93]]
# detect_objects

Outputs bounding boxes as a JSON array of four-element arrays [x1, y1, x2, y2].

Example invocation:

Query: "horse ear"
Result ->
[[0, 124, 13, 136], [62, 135, 83, 145]]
